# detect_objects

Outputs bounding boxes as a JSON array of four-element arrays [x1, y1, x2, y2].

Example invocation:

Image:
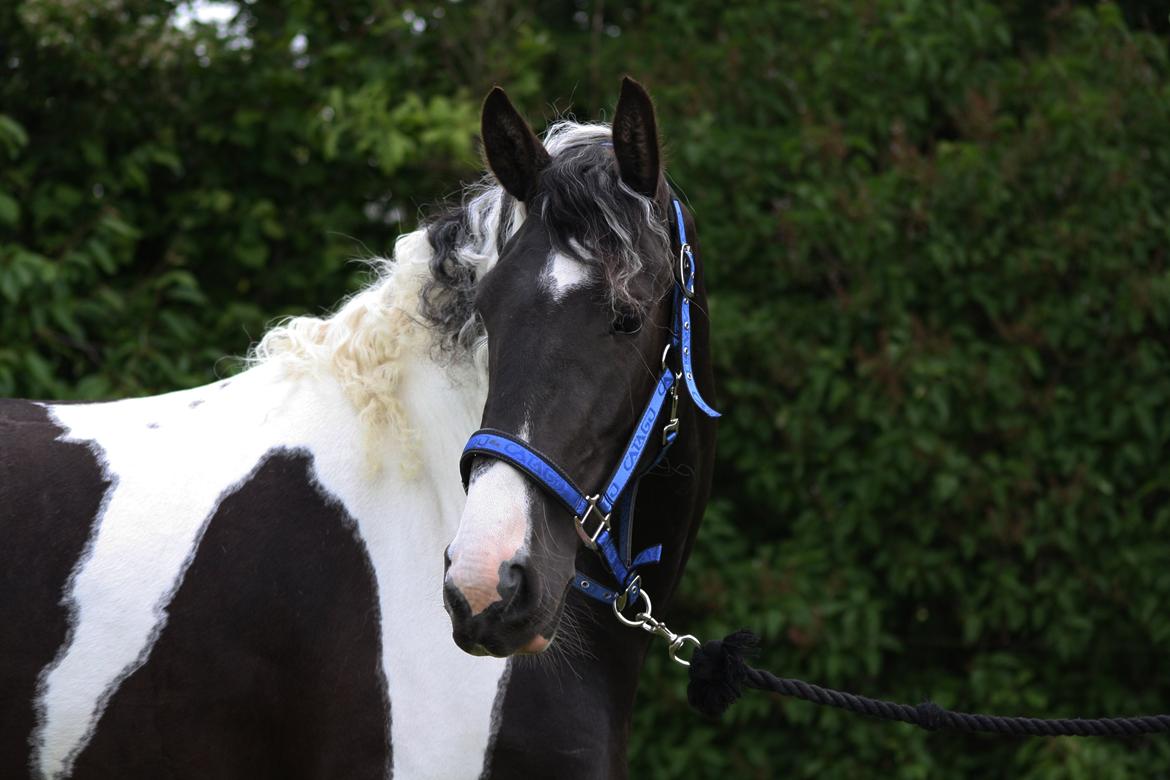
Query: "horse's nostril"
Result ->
[[498, 560, 533, 611], [443, 577, 470, 621], [443, 545, 453, 571]]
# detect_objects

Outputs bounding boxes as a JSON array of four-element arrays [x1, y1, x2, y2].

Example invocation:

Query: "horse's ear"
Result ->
[[612, 77, 662, 199], [481, 87, 550, 202]]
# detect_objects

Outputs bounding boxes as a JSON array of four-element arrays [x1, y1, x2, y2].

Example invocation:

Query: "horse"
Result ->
[[0, 78, 717, 779]]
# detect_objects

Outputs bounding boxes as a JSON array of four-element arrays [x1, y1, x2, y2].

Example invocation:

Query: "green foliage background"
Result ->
[[4, 1, 1170, 776]]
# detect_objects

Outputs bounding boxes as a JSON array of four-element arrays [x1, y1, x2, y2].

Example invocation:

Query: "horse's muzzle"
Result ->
[[443, 551, 552, 657]]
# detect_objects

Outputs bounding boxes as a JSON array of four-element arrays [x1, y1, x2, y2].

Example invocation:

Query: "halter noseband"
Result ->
[[459, 198, 719, 615]]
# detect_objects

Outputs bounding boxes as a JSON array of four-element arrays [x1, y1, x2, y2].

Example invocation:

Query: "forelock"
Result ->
[[419, 120, 672, 358], [535, 122, 672, 316]]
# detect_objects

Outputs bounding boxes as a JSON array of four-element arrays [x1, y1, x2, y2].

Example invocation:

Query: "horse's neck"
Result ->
[[51, 353, 485, 498], [247, 353, 488, 521]]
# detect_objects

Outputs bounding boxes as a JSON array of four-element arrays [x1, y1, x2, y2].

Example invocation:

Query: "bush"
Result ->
[[4, 1, 1170, 776]]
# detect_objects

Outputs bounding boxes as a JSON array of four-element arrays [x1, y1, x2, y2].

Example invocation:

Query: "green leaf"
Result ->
[[0, 192, 19, 226]]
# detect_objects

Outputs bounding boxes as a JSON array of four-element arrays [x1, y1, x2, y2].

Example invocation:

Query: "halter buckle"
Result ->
[[676, 244, 696, 300], [574, 494, 611, 551]]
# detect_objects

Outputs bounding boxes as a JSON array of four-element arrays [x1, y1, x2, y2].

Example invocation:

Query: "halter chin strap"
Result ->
[[459, 198, 719, 611]]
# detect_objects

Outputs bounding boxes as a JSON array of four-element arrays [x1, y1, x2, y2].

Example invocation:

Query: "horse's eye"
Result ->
[[612, 313, 642, 335]]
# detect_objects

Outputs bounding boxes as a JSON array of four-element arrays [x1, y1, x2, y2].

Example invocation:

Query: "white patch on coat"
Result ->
[[312, 355, 505, 780], [541, 250, 590, 301], [30, 233, 510, 780]]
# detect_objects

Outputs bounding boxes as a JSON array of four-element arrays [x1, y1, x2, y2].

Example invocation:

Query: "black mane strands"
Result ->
[[537, 136, 672, 316]]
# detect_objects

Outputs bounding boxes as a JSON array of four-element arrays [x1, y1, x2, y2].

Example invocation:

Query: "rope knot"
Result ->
[[916, 700, 944, 731], [686, 630, 759, 718]]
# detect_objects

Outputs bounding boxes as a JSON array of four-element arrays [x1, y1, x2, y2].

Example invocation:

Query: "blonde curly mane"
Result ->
[[249, 231, 445, 472], [248, 120, 669, 474]]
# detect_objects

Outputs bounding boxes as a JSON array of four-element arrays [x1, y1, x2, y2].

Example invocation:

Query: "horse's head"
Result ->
[[442, 79, 702, 657]]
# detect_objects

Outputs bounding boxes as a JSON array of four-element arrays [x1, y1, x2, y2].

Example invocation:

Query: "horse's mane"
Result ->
[[249, 120, 670, 464]]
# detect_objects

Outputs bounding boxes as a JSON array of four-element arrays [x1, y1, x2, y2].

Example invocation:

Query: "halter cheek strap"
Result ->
[[672, 199, 720, 418], [459, 198, 719, 610]]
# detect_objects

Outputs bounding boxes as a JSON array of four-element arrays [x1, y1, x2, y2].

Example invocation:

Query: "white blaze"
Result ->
[[447, 461, 532, 615]]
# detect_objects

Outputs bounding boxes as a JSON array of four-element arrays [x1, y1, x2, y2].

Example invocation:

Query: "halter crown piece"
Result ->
[[459, 198, 719, 634]]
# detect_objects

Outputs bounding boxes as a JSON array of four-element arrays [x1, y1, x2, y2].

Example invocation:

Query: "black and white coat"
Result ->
[[1, 114, 716, 779]]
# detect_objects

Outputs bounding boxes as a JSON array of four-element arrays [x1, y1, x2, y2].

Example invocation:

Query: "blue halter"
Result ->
[[459, 199, 719, 611]]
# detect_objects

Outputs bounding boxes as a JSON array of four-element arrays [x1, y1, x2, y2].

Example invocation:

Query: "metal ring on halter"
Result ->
[[612, 588, 652, 628], [660, 342, 673, 372]]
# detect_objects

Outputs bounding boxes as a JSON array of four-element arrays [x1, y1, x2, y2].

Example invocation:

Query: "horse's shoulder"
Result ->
[[0, 397, 70, 433], [0, 399, 106, 498]]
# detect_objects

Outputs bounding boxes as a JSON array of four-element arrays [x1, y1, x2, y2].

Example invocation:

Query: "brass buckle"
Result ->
[[574, 495, 610, 551]]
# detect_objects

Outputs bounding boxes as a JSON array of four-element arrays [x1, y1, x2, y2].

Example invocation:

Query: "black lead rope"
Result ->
[[686, 631, 1170, 736]]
